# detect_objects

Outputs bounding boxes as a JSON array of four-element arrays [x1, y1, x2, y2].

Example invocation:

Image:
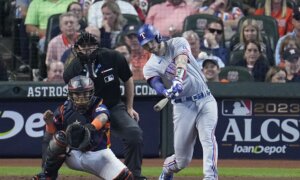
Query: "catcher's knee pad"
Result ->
[[163, 155, 181, 174], [42, 132, 54, 165], [43, 131, 68, 178], [113, 168, 134, 180], [49, 131, 67, 155]]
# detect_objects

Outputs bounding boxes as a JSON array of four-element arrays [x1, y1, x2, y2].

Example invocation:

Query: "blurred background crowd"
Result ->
[[0, 0, 300, 83]]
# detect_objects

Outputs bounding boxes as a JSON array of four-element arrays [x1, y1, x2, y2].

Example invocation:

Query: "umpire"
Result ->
[[63, 32, 145, 179]]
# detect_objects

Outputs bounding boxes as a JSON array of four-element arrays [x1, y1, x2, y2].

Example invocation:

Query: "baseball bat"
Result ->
[[153, 98, 169, 112]]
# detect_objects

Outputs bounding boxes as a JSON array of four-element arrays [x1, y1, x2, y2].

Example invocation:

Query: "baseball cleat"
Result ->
[[31, 172, 52, 180], [158, 171, 173, 180]]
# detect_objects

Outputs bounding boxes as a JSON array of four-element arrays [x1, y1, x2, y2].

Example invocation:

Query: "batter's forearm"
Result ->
[[148, 76, 166, 95], [174, 54, 188, 80]]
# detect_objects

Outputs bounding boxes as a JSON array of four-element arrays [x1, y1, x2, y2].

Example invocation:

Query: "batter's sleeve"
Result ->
[[172, 37, 191, 59]]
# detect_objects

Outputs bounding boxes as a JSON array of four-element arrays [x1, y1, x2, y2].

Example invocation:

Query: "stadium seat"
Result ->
[[219, 66, 254, 82], [228, 50, 244, 66], [236, 15, 279, 53], [38, 13, 61, 79], [44, 13, 61, 53]]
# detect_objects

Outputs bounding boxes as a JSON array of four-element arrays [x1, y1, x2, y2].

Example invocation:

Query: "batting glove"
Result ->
[[163, 88, 175, 99], [170, 77, 183, 96]]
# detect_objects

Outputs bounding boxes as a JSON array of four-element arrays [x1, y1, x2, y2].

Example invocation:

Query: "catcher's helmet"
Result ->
[[137, 24, 162, 46], [68, 75, 94, 114]]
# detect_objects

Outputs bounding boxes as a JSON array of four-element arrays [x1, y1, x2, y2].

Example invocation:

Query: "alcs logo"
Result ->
[[0, 110, 45, 139]]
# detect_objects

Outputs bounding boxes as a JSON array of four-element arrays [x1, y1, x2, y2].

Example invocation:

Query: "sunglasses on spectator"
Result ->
[[208, 28, 223, 34]]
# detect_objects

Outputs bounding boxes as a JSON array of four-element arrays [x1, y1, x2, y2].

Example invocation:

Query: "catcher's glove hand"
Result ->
[[66, 122, 97, 151]]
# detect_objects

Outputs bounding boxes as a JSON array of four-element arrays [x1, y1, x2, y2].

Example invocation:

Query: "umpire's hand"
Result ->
[[127, 107, 140, 122]]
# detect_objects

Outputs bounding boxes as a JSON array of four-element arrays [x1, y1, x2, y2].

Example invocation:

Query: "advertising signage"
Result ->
[[218, 98, 300, 159]]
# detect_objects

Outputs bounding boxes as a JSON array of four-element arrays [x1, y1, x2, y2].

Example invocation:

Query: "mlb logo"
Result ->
[[104, 74, 114, 83], [222, 99, 252, 116]]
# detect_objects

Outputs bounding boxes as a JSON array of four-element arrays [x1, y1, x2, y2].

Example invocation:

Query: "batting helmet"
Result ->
[[68, 75, 94, 114], [137, 24, 162, 46]]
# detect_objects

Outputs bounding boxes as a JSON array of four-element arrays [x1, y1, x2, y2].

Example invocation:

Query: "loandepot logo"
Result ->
[[233, 144, 287, 155], [0, 110, 45, 139]]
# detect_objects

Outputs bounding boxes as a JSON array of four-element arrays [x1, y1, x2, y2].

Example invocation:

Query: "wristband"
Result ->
[[91, 119, 103, 130], [176, 67, 186, 80]]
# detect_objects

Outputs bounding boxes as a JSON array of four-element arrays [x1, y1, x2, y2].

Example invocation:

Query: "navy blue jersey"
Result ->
[[53, 96, 111, 150]]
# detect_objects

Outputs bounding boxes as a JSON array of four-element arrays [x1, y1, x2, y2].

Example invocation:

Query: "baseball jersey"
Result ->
[[53, 96, 111, 150], [143, 37, 210, 98]]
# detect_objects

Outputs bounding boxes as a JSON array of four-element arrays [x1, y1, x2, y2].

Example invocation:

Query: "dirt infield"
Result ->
[[1, 158, 300, 180]]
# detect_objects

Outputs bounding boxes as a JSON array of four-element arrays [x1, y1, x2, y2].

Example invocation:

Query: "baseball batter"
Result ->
[[138, 24, 218, 180]]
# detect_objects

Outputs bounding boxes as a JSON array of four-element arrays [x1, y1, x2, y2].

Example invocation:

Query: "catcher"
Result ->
[[32, 75, 133, 180]]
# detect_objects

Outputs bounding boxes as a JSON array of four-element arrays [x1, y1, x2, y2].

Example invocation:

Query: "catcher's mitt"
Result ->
[[66, 122, 96, 151]]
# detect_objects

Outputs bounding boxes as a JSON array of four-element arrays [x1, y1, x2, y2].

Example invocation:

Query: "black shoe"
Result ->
[[31, 173, 49, 180], [31, 172, 55, 180]]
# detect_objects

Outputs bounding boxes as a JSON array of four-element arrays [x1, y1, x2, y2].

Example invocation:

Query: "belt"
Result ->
[[173, 91, 211, 103]]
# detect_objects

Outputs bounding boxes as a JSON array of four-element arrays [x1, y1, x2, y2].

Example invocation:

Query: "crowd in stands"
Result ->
[[1, 0, 300, 83]]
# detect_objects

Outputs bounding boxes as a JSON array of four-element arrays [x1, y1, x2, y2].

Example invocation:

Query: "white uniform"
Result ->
[[66, 149, 127, 179], [143, 37, 218, 180]]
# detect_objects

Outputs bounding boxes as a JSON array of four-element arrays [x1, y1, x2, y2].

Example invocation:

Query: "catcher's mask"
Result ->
[[73, 32, 99, 78], [68, 75, 94, 114]]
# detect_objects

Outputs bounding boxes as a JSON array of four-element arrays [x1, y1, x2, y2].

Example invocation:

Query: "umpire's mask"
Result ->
[[74, 32, 99, 78]]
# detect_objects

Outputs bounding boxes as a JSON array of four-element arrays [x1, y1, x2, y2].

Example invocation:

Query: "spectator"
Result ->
[[100, 1, 127, 48], [45, 12, 79, 67], [198, 53, 225, 68], [255, 0, 293, 37], [275, 6, 300, 65], [199, 0, 244, 40], [202, 58, 221, 82], [231, 18, 274, 65], [232, 40, 269, 82], [182, 30, 225, 68], [145, 0, 197, 37], [25, 0, 75, 53], [265, 66, 287, 83], [67, 2, 88, 31], [43, 61, 64, 82], [182, 30, 201, 60], [282, 48, 300, 82], [123, 25, 151, 80], [114, 42, 132, 67], [88, 0, 137, 29], [277, 35, 300, 68], [200, 20, 230, 65]]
